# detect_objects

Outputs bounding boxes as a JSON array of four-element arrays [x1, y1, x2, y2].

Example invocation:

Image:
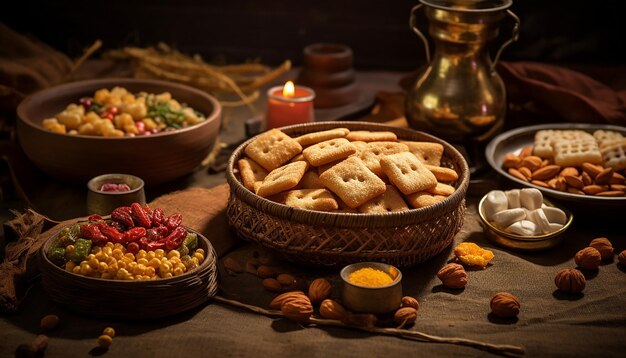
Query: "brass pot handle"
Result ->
[[409, 4, 431, 64], [491, 9, 520, 72]]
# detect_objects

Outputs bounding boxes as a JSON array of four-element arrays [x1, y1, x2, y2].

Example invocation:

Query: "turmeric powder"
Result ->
[[348, 267, 394, 287]]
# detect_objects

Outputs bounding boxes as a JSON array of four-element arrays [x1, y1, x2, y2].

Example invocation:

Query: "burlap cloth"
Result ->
[[1, 184, 625, 357]]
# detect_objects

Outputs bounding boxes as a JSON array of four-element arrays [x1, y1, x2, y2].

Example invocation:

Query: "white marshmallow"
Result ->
[[507, 220, 540, 236], [543, 207, 567, 225], [527, 209, 551, 234], [483, 190, 508, 221], [505, 189, 521, 209], [493, 208, 526, 228], [548, 223, 564, 232], [520, 188, 543, 210]]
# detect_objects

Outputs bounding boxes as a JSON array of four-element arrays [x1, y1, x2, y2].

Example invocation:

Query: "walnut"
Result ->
[[589, 237, 614, 261], [574, 247, 602, 270], [490, 292, 520, 318], [619, 250, 626, 266], [319, 299, 348, 321], [437, 263, 468, 289], [394, 307, 418, 326], [281, 296, 313, 323], [308, 278, 331, 304], [454, 242, 494, 268], [401, 296, 420, 310], [554, 269, 586, 293]]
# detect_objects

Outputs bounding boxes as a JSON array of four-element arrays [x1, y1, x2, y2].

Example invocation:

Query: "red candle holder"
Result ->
[[265, 83, 315, 129]]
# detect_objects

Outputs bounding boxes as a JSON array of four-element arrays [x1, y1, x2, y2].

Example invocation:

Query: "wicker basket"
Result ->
[[226, 121, 469, 267], [39, 226, 218, 320]]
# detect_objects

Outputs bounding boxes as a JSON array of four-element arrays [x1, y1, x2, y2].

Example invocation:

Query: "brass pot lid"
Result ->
[[419, 0, 513, 12]]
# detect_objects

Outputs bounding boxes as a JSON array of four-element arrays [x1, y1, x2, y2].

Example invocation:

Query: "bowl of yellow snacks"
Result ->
[[17, 78, 221, 185], [226, 121, 470, 267], [38, 203, 218, 319]]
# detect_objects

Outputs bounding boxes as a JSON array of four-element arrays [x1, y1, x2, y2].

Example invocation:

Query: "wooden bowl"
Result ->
[[39, 225, 218, 320], [226, 121, 470, 267], [17, 78, 221, 186]]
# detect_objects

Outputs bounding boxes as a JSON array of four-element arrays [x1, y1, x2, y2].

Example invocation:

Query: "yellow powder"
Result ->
[[348, 267, 394, 287]]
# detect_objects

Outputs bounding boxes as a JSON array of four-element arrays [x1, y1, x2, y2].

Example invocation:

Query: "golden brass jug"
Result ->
[[405, 0, 519, 165]]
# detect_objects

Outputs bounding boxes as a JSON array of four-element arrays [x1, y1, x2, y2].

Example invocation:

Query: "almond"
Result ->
[[518, 167, 533, 180], [262, 278, 283, 292], [553, 177, 567, 191], [490, 292, 520, 318], [567, 187, 585, 195], [595, 191, 624, 197], [595, 167, 614, 185], [277, 273, 296, 286], [401, 296, 420, 310], [519, 145, 534, 158], [581, 171, 593, 186], [582, 185, 609, 195], [610, 172, 625, 184], [610, 184, 626, 192], [531, 180, 550, 188], [502, 153, 521, 169], [581, 162, 602, 178], [223, 257, 243, 273], [257, 265, 277, 278], [520, 156, 542, 171], [308, 278, 332, 304], [532, 165, 560, 180], [394, 307, 418, 326], [563, 175, 584, 189], [319, 299, 348, 320], [40, 315, 59, 331], [269, 291, 307, 309], [541, 159, 551, 167], [508, 168, 528, 182], [281, 296, 313, 323], [560, 167, 578, 177]]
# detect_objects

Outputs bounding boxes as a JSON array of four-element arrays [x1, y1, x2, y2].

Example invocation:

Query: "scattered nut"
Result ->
[[401, 296, 420, 311], [102, 327, 116, 338], [269, 291, 307, 309], [519, 145, 534, 158], [554, 269, 586, 293], [490, 292, 520, 318], [502, 153, 521, 169], [508, 168, 529, 182], [308, 278, 332, 304], [394, 307, 418, 326], [257, 265, 276, 278], [575, 247, 602, 270], [277, 273, 296, 286], [532, 165, 560, 181], [281, 296, 313, 323], [342, 313, 377, 328], [98, 334, 113, 348], [40, 314, 60, 331], [437, 263, 468, 289], [30, 335, 48, 355], [223, 257, 243, 273], [589, 237, 614, 261], [245, 258, 259, 274], [618, 250, 626, 266], [319, 299, 348, 320], [262, 278, 283, 292], [594, 167, 614, 185]]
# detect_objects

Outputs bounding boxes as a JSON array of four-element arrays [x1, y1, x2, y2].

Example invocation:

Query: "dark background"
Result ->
[[1, 0, 624, 70]]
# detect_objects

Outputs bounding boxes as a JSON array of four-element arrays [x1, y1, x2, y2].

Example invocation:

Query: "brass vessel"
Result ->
[[405, 0, 519, 168]]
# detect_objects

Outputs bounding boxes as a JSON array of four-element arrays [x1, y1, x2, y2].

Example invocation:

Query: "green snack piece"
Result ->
[[183, 233, 198, 250], [47, 247, 67, 266], [59, 223, 80, 247], [69, 238, 92, 263], [177, 244, 189, 256], [181, 255, 198, 271]]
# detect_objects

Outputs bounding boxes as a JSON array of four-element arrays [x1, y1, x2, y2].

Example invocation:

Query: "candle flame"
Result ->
[[282, 81, 295, 97]]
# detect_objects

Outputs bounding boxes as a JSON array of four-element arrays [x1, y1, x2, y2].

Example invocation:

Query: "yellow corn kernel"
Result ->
[[162, 272, 173, 279], [112, 249, 124, 260], [175, 263, 186, 272], [80, 265, 92, 276], [87, 254, 96, 260], [193, 252, 205, 262], [122, 93, 136, 103], [65, 244, 75, 253], [114, 243, 124, 250], [146, 251, 156, 260], [195, 248, 205, 256], [101, 272, 115, 280], [103, 247, 113, 257], [97, 262, 108, 273], [116, 268, 130, 279], [167, 250, 180, 259], [94, 89, 110, 102], [136, 251, 146, 260], [191, 257, 199, 266], [142, 118, 157, 130], [88, 258, 99, 269], [156, 92, 172, 102], [145, 267, 156, 277], [105, 242, 114, 248], [91, 246, 102, 253], [137, 258, 149, 266], [65, 261, 76, 271], [173, 267, 184, 276], [72, 266, 81, 274], [155, 249, 165, 258], [148, 258, 161, 268], [117, 261, 127, 269], [124, 123, 139, 134], [159, 262, 172, 273], [95, 252, 106, 261], [124, 253, 135, 261]]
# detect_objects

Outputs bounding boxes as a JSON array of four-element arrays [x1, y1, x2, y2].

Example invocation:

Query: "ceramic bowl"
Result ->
[[478, 194, 574, 251], [86, 173, 146, 215], [340, 262, 403, 314], [16, 78, 221, 186]]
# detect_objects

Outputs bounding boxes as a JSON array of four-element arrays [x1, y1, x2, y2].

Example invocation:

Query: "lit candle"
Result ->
[[265, 81, 315, 129]]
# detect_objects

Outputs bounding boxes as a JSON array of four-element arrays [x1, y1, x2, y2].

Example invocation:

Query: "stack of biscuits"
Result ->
[[236, 128, 459, 213]]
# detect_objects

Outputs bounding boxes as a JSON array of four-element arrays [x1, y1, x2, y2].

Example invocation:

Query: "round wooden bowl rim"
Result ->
[[17, 77, 222, 140], [226, 121, 470, 227]]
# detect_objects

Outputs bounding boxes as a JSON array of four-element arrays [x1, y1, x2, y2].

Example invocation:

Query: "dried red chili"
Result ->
[[131, 203, 152, 228], [80, 224, 107, 244], [111, 207, 134, 228], [99, 224, 124, 243], [163, 226, 187, 250], [152, 208, 164, 226], [164, 214, 182, 230], [123, 227, 146, 242]]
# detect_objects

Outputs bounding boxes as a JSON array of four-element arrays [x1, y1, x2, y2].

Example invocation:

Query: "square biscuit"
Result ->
[[355, 150, 385, 178], [303, 138, 357, 166], [284, 189, 339, 212], [594, 130, 625, 150], [402, 141, 444, 166], [317, 159, 345, 176], [346, 130, 397, 142], [427, 182, 455, 196], [534, 130, 595, 158], [319, 156, 386, 208], [380, 152, 437, 195], [424, 165, 459, 182], [295, 128, 350, 147], [244, 129, 302, 171], [300, 170, 326, 189], [256, 161, 308, 198], [553, 139, 602, 167], [601, 142, 626, 171], [358, 185, 409, 214], [238, 157, 268, 192], [366, 141, 409, 156], [350, 141, 370, 153], [405, 191, 447, 209]]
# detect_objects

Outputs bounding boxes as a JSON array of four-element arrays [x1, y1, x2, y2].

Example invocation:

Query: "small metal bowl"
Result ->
[[478, 194, 573, 251], [87, 173, 146, 215], [340, 262, 402, 314]]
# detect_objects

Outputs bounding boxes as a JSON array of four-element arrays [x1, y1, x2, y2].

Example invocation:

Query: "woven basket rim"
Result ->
[[39, 224, 216, 285], [226, 121, 470, 228]]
